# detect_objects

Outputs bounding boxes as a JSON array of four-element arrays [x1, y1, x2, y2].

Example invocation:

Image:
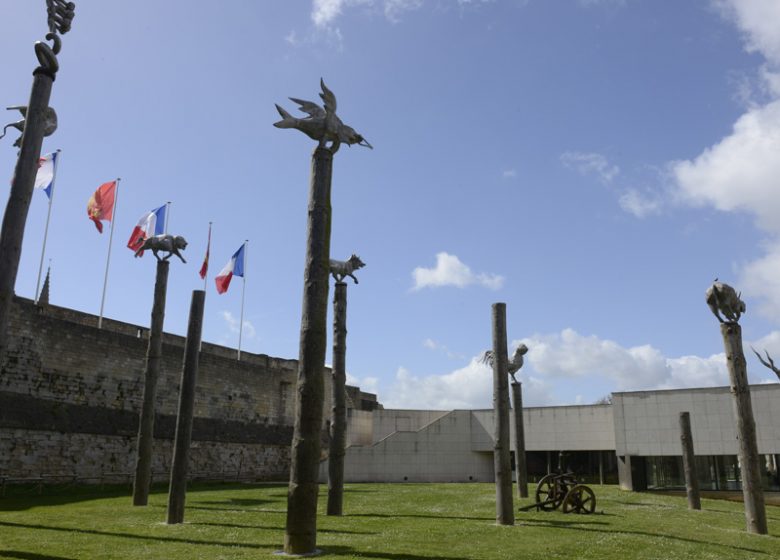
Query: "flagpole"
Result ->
[[164, 201, 171, 235], [34, 149, 60, 303], [204, 222, 211, 292], [237, 240, 248, 361], [199, 221, 211, 353], [98, 178, 120, 329]]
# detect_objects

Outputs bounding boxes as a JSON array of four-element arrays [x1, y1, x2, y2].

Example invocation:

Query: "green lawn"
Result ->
[[0, 483, 778, 559]]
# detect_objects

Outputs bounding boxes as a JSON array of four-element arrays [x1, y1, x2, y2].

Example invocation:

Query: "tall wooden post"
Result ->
[[166, 290, 205, 525], [327, 281, 347, 516], [679, 411, 701, 510], [0, 71, 54, 361], [720, 322, 767, 534], [285, 147, 332, 554], [491, 303, 514, 525], [133, 260, 169, 505], [511, 381, 528, 498]]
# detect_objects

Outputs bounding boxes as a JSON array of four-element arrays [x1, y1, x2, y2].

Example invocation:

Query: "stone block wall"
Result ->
[[0, 297, 352, 481]]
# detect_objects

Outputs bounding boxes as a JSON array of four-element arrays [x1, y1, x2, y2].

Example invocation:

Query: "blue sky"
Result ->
[[3, 0, 780, 409]]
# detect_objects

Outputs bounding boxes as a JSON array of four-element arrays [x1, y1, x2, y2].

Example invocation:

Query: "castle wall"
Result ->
[[0, 297, 336, 481]]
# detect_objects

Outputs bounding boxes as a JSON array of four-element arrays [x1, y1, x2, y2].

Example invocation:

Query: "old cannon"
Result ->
[[519, 472, 596, 514]]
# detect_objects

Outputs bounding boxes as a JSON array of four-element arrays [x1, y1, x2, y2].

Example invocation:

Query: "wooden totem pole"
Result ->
[[274, 80, 371, 555], [705, 281, 766, 534], [0, 1, 75, 361]]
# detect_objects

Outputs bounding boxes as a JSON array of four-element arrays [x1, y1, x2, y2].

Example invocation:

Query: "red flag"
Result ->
[[87, 181, 116, 233], [199, 223, 211, 279]]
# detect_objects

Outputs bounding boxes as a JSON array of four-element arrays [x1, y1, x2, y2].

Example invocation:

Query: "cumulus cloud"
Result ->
[[382, 358, 555, 409], [514, 329, 733, 391], [412, 252, 504, 291], [379, 327, 780, 410], [672, 100, 780, 233], [670, 0, 780, 317], [560, 151, 620, 184]]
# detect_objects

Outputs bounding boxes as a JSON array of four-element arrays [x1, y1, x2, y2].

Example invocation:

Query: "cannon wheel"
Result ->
[[562, 484, 596, 514], [534, 474, 566, 511]]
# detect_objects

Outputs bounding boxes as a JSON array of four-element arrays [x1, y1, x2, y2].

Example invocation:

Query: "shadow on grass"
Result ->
[[519, 518, 771, 555], [0, 552, 74, 560], [347, 512, 494, 522], [0, 482, 287, 512], [195, 498, 274, 507], [183, 505, 286, 514], [0, 521, 274, 551], [191, 521, 374, 535], [322, 546, 472, 560]]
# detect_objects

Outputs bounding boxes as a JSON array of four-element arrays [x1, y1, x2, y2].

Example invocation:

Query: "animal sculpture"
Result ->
[[705, 280, 745, 323], [0, 106, 58, 148], [329, 254, 365, 284], [481, 343, 529, 382], [134, 234, 188, 263], [274, 79, 372, 153]]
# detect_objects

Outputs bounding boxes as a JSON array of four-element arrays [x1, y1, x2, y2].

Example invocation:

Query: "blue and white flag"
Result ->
[[34, 151, 58, 199]]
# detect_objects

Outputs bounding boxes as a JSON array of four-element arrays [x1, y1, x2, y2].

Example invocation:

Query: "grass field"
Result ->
[[0, 483, 778, 559]]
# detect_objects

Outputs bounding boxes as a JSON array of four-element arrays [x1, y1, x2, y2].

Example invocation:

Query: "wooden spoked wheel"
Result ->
[[534, 474, 566, 511], [562, 484, 596, 514]]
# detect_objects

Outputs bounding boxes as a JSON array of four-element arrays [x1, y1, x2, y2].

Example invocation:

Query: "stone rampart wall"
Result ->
[[0, 297, 339, 481]]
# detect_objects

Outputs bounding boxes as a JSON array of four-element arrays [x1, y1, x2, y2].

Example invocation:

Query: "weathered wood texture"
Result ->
[[720, 322, 767, 534], [511, 381, 528, 499], [285, 147, 333, 554], [327, 281, 348, 516], [678, 411, 701, 510], [491, 303, 514, 525], [133, 260, 169, 506], [0, 71, 54, 360], [166, 290, 205, 524]]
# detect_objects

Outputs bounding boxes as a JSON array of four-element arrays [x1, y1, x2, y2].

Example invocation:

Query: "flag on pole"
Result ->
[[215, 243, 246, 294], [127, 205, 167, 254], [34, 152, 58, 199], [87, 181, 117, 233], [199, 223, 211, 279]]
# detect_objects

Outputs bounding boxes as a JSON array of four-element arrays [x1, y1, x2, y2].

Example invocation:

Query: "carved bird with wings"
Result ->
[[274, 79, 372, 153]]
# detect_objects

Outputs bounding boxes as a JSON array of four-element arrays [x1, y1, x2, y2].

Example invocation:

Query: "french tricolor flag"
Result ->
[[127, 205, 166, 254], [215, 243, 246, 294], [34, 151, 58, 199]]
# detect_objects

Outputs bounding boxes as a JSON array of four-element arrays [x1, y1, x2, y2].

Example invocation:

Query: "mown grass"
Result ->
[[0, 483, 778, 559]]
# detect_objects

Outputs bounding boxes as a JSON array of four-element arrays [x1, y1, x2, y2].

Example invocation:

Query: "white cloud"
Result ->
[[312, 0, 348, 27], [714, 0, 780, 68], [669, 2, 780, 317], [412, 252, 504, 291], [618, 189, 662, 218], [560, 151, 620, 184], [672, 100, 780, 234], [382, 358, 553, 409], [514, 329, 732, 391], [311, 0, 422, 28], [502, 169, 517, 179], [739, 243, 780, 318], [422, 338, 465, 360], [221, 310, 256, 339]]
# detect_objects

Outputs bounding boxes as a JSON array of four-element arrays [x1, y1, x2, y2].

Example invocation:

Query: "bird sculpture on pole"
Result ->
[[274, 79, 373, 153]]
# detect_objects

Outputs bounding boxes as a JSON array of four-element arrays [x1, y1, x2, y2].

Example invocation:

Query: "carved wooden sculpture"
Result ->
[[706, 281, 766, 534]]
